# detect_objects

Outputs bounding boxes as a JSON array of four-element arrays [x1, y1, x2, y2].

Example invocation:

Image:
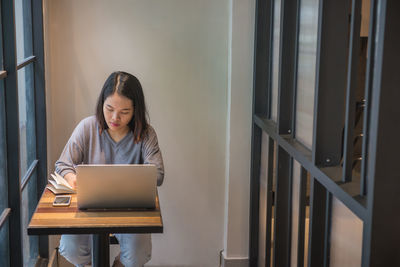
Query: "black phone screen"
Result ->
[[54, 196, 70, 204]]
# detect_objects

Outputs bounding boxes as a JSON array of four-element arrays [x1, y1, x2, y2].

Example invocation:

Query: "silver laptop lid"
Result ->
[[76, 164, 157, 210]]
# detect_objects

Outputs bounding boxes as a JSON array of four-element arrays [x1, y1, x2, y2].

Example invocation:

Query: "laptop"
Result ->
[[76, 164, 157, 210]]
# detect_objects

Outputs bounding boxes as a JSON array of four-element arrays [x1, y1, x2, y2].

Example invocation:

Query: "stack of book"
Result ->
[[47, 172, 76, 195]]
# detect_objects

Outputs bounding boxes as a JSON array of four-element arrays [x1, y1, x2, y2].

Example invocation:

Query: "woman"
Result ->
[[55, 71, 164, 267]]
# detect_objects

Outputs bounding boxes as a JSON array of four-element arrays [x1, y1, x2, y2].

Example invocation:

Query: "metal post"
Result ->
[[2, 0, 23, 265], [92, 233, 110, 267]]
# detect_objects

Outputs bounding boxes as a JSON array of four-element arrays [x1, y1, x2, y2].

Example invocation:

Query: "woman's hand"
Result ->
[[64, 173, 77, 190]]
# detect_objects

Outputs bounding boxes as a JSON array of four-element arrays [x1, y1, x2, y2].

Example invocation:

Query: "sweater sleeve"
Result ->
[[142, 126, 165, 186], [55, 119, 86, 177]]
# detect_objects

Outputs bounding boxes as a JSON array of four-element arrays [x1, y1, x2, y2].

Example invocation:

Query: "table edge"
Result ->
[[28, 225, 163, 235]]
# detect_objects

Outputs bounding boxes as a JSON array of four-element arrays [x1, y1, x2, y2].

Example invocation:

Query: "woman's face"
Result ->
[[103, 92, 134, 135]]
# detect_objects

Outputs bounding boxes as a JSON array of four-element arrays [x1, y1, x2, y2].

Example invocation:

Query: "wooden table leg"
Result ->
[[92, 233, 110, 267]]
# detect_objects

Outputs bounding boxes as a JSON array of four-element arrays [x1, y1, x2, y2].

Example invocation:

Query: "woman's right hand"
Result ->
[[64, 173, 77, 190]]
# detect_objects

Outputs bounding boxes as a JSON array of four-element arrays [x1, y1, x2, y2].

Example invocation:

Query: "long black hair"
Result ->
[[96, 71, 149, 142]]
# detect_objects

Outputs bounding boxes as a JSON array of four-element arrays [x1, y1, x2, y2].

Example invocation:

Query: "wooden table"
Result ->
[[28, 189, 163, 267]]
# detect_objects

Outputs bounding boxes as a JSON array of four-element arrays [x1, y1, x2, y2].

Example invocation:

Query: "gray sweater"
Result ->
[[55, 116, 164, 186]]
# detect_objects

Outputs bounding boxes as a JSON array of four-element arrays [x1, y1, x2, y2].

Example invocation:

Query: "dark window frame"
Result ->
[[0, 0, 47, 265], [250, 0, 400, 266]]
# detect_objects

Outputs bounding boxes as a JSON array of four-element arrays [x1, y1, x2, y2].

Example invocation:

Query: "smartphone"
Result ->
[[53, 195, 71, 207]]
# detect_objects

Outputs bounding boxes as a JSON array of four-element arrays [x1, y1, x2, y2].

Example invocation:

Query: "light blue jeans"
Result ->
[[59, 234, 151, 267]]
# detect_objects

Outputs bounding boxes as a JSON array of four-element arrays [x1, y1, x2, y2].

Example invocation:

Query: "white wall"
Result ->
[[44, 0, 254, 266]]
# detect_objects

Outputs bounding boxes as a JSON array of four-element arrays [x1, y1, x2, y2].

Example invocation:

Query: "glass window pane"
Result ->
[[15, 0, 33, 63], [360, 0, 371, 37], [290, 160, 301, 267], [330, 197, 363, 267], [18, 64, 37, 179], [295, 0, 319, 149], [270, 0, 281, 122], [291, 161, 310, 267], [258, 132, 269, 267], [21, 170, 38, 266], [304, 176, 310, 267], [0, 220, 10, 267]]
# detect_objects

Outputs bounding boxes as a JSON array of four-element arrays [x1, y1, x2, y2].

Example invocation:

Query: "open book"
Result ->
[[46, 172, 76, 194]]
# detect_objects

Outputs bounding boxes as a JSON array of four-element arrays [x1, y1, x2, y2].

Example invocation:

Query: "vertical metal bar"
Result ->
[[249, 124, 262, 266], [32, 0, 48, 258], [92, 234, 109, 267], [277, 0, 299, 135], [360, 0, 377, 196], [342, 0, 362, 183], [312, 0, 350, 167], [291, 0, 301, 140], [362, 0, 400, 266], [272, 147, 292, 267], [264, 137, 275, 267], [272, 0, 299, 262], [296, 167, 307, 267], [1, 0, 23, 266], [250, 0, 273, 265], [268, 0, 277, 120], [322, 193, 332, 267], [307, 178, 328, 267], [253, 0, 273, 117]]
